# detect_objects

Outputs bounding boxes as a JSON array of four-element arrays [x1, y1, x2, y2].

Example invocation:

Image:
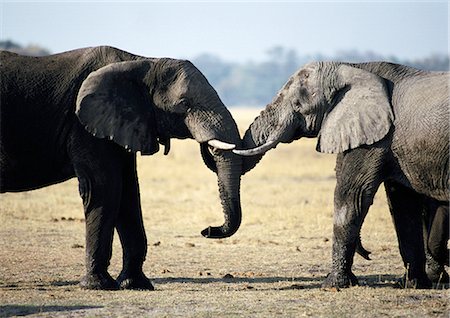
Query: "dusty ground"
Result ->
[[0, 108, 448, 317]]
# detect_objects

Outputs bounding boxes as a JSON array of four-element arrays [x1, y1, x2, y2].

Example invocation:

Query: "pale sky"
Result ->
[[1, 1, 448, 62]]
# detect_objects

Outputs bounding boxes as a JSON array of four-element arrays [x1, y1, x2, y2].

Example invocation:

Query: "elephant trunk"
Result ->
[[201, 150, 242, 238], [238, 104, 297, 173], [187, 103, 243, 239]]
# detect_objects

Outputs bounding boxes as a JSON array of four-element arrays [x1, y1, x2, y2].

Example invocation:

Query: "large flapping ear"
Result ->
[[317, 64, 393, 154], [76, 60, 159, 155]]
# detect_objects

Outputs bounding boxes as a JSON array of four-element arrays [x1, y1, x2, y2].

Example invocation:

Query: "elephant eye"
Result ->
[[298, 87, 310, 101], [178, 98, 188, 106]]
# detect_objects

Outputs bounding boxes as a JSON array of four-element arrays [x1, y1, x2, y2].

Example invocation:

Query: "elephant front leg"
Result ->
[[322, 204, 363, 288], [115, 156, 154, 290], [323, 150, 384, 289]]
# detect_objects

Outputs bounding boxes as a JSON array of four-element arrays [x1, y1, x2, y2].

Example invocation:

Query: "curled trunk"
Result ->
[[240, 104, 296, 173], [189, 106, 243, 239], [201, 150, 242, 238]]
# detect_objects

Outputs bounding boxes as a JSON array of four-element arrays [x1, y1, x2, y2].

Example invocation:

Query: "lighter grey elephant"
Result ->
[[1, 46, 243, 290], [235, 61, 449, 288]]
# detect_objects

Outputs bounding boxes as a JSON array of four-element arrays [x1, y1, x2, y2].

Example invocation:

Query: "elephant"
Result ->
[[234, 61, 449, 288], [0, 46, 243, 290]]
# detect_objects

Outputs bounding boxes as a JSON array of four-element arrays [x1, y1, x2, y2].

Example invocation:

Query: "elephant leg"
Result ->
[[422, 199, 439, 282], [428, 205, 449, 267], [70, 132, 125, 290], [75, 162, 122, 290], [385, 181, 431, 288], [115, 155, 154, 290], [421, 199, 449, 285], [323, 148, 384, 289], [426, 204, 449, 286]]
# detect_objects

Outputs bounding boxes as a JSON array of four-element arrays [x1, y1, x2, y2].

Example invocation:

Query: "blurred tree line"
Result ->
[[2, 41, 448, 107], [0, 40, 50, 56], [193, 47, 449, 106]]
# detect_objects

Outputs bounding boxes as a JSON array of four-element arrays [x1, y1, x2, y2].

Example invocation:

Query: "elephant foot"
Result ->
[[426, 259, 449, 285], [397, 274, 432, 289], [425, 265, 449, 289], [80, 271, 119, 290], [117, 271, 155, 290], [322, 271, 358, 289], [431, 271, 449, 289]]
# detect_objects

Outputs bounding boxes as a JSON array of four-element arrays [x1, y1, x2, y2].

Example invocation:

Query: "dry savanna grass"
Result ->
[[0, 108, 448, 317]]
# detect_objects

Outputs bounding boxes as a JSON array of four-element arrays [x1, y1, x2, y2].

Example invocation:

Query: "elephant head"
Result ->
[[235, 61, 394, 166], [75, 58, 242, 238]]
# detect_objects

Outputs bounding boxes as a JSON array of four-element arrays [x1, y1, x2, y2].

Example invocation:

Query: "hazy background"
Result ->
[[1, 1, 448, 106]]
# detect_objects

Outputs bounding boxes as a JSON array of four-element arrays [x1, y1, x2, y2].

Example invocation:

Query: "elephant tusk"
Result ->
[[158, 137, 171, 155], [233, 139, 278, 156], [163, 139, 170, 155], [207, 139, 236, 151]]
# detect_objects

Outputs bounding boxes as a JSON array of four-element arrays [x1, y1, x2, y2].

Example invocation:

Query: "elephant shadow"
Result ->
[[154, 274, 411, 290], [154, 275, 324, 290], [0, 305, 102, 318], [358, 274, 449, 290], [354, 274, 405, 289]]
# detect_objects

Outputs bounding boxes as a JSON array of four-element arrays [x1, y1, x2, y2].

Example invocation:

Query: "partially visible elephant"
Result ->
[[0, 46, 243, 290], [235, 61, 449, 288]]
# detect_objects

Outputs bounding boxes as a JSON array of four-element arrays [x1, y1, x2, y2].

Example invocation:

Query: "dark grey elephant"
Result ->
[[0, 46, 243, 290], [235, 61, 449, 288]]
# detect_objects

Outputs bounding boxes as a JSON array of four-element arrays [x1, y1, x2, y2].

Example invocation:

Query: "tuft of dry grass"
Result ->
[[0, 108, 448, 317]]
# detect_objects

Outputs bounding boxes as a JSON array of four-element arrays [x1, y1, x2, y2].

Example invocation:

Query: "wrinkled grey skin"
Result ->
[[237, 61, 449, 289], [0, 46, 243, 290]]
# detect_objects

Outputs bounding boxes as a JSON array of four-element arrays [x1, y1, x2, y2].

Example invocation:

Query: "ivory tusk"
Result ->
[[232, 139, 278, 156], [207, 139, 236, 150], [163, 139, 170, 155], [158, 137, 171, 155]]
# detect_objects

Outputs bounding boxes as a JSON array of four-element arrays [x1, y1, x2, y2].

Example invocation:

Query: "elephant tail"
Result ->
[[356, 235, 371, 260]]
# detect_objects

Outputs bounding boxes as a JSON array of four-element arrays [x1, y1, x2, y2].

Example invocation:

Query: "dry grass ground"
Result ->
[[0, 108, 448, 317]]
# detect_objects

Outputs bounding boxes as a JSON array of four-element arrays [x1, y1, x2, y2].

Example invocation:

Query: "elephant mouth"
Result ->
[[234, 124, 305, 157], [234, 115, 310, 157]]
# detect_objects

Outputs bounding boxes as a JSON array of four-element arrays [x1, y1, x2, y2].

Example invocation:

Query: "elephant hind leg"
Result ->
[[115, 154, 154, 290], [425, 204, 449, 287], [428, 205, 449, 267], [385, 181, 431, 288]]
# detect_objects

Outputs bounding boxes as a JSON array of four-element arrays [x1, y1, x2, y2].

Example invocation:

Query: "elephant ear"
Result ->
[[317, 64, 393, 154], [76, 60, 159, 155]]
